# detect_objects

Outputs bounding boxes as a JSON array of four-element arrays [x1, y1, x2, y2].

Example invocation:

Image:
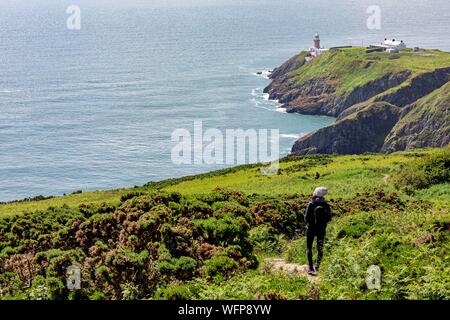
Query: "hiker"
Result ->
[[304, 187, 332, 275]]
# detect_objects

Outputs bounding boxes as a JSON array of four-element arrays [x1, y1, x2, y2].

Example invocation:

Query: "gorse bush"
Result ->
[[249, 224, 286, 254], [155, 284, 193, 300], [392, 147, 450, 191], [0, 189, 310, 300], [1, 147, 449, 301]]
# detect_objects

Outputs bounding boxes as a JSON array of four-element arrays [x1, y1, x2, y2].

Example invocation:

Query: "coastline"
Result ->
[[263, 46, 450, 156]]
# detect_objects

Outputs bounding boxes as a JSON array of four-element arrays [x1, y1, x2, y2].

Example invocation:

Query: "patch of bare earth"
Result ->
[[263, 258, 321, 282]]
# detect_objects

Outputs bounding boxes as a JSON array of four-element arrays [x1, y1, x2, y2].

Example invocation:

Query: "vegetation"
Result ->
[[290, 47, 450, 93], [385, 82, 450, 150], [392, 147, 450, 191], [0, 148, 449, 300]]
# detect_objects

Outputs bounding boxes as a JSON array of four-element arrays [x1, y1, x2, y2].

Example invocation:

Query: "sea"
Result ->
[[0, 0, 449, 201]]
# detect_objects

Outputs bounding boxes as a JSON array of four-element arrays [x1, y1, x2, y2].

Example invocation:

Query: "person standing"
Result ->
[[304, 187, 332, 275]]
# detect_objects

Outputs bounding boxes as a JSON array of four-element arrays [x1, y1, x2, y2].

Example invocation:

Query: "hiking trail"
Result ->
[[263, 258, 321, 282]]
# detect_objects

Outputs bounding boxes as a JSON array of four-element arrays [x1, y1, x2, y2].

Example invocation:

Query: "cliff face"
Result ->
[[265, 47, 450, 155], [291, 102, 401, 155], [382, 82, 450, 152]]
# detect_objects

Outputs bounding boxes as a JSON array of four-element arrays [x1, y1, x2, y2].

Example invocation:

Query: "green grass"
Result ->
[[0, 189, 126, 218], [289, 47, 450, 94], [1, 148, 449, 300], [178, 271, 312, 300], [387, 82, 450, 148], [318, 207, 450, 299], [0, 149, 438, 217], [163, 152, 419, 196]]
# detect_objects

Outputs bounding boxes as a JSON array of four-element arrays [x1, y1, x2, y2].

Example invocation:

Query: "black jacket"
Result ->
[[304, 196, 331, 227]]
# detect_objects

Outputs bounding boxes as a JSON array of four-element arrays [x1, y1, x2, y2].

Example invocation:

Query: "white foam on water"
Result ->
[[250, 87, 284, 113], [253, 70, 272, 79], [281, 132, 308, 140], [280, 133, 300, 139]]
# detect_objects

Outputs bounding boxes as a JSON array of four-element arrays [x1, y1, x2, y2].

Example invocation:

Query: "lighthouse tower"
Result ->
[[307, 33, 328, 60], [313, 33, 321, 49]]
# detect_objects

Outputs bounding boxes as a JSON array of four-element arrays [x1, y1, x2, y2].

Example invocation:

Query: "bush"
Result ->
[[251, 200, 300, 237], [392, 148, 450, 190], [249, 225, 285, 254], [120, 192, 146, 202], [90, 291, 106, 300], [336, 216, 376, 239], [157, 256, 197, 280], [155, 284, 193, 300], [193, 215, 249, 247], [203, 255, 238, 280]]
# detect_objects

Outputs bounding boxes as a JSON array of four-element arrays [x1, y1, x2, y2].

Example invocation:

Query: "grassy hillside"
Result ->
[[289, 47, 450, 94], [272, 46, 450, 155], [383, 82, 450, 151], [0, 148, 449, 300], [0, 150, 439, 216]]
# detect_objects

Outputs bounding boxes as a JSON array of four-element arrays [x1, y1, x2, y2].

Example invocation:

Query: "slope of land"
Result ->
[[265, 47, 450, 155], [0, 148, 449, 300]]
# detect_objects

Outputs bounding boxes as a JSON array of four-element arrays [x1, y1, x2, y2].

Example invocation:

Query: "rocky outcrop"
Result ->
[[267, 71, 410, 117], [291, 102, 401, 155], [269, 52, 309, 80], [265, 47, 450, 155], [381, 82, 450, 152], [374, 67, 450, 107]]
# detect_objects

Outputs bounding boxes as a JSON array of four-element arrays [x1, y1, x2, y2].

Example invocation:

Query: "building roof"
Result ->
[[383, 39, 405, 47]]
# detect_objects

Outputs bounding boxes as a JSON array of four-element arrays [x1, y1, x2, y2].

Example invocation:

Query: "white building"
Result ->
[[383, 38, 407, 50], [369, 38, 407, 52], [308, 33, 329, 59]]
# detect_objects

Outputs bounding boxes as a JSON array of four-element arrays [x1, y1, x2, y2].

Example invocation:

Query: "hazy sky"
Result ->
[[1, 0, 448, 11], [2, 0, 446, 8]]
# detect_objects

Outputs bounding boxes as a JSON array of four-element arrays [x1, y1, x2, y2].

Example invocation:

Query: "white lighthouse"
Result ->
[[308, 33, 328, 59], [313, 33, 321, 49]]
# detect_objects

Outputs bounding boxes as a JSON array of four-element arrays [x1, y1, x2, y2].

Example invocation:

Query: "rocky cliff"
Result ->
[[265, 47, 450, 155], [382, 82, 450, 152]]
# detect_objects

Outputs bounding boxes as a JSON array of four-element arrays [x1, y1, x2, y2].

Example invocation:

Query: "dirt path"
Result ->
[[263, 258, 321, 282]]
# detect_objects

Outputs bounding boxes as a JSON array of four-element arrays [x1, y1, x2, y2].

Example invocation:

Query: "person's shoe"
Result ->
[[307, 267, 315, 275]]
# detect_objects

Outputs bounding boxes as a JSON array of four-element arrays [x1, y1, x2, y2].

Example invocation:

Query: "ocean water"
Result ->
[[0, 0, 449, 201]]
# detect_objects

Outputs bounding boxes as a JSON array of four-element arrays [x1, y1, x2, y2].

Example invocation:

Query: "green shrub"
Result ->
[[157, 256, 197, 280], [160, 223, 194, 256], [251, 200, 300, 238], [0, 272, 25, 299], [90, 291, 106, 300], [193, 214, 249, 246], [45, 277, 65, 300], [392, 148, 450, 190], [203, 255, 238, 280], [283, 238, 308, 264], [249, 225, 285, 253], [155, 284, 193, 300], [120, 192, 146, 202], [337, 216, 376, 239]]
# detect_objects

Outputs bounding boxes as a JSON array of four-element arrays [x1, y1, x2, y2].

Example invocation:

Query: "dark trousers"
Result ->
[[306, 225, 326, 268]]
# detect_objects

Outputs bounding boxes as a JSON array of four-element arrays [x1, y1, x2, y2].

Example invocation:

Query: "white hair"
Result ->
[[313, 187, 328, 197]]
